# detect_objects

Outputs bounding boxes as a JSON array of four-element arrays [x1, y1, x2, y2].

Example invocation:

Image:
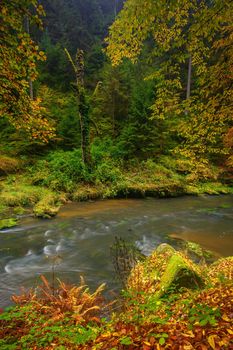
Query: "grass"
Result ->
[[0, 155, 21, 175], [0, 155, 232, 220], [0, 176, 61, 219]]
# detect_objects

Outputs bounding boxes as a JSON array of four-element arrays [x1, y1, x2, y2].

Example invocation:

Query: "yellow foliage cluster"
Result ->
[[0, 0, 55, 143]]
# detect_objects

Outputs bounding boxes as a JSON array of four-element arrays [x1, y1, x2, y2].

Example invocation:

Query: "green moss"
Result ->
[[128, 244, 205, 298], [13, 206, 26, 215], [185, 241, 214, 260], [186, 182, 233, 195], [0, 203, 7, 215], [0, 155, 21, 175], [0, 181, 42, 207], [71, 184, 104, 201], [158, 253, 204, 296], [33, 192, 61, 219], [0, 177, 61, 218], [0, 218, 18, 230]]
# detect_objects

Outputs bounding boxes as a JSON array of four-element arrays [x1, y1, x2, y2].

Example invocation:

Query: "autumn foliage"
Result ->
[[0, 0, 55, 142], [0, 256, 232, 349]]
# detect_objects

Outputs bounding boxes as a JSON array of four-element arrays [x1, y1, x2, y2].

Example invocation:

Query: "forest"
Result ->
[[0, 0, 233, 349], [0, 0, 232, 223]]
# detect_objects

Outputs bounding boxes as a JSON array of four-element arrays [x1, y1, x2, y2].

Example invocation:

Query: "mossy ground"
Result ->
[[0, 154, 232, 223], [0, 176, 62, 220]]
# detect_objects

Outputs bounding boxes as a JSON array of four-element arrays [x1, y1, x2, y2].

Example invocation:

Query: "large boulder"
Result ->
[[127, 243, 205, 298]]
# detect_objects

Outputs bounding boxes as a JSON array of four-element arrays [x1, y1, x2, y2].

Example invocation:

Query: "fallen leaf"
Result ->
[[208, 335, 216, 350], [222, 314, 231, 322], [143, 341, 151, 346]]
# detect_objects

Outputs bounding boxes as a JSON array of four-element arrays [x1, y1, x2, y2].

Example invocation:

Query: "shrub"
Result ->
[[30, 150, 90, 191], [94, 161, 123, 184]]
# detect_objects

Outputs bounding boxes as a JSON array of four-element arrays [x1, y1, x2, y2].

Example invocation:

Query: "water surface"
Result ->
[[0, 195, 232, 308]]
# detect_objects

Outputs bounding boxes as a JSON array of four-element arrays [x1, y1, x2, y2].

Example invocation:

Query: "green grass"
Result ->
[[0, 176, 61, 219]]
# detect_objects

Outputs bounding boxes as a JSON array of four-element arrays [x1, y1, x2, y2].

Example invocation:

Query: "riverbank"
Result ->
[[0, 153, 232, 228], [0, 175, 232, 228], [0, 244, 232, 349]]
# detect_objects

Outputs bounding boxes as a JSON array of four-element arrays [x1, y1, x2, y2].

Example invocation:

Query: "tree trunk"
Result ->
[[75, 49, 91, 167]]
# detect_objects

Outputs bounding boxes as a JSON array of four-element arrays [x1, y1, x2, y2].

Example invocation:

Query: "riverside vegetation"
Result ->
[[0, 0, 233, 227], [0, 242, 232, 349], [0, 1, 233, 348], [0, 148, 232, 225]]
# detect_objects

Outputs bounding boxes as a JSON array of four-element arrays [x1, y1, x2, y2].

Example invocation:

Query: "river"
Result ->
[[0, 195, 232, 308]]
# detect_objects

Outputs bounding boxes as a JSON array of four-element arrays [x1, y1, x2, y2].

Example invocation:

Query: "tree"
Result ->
[[65, 49, 91, 166], [0, 0, 55, 142], [106, 0, 233, 166]]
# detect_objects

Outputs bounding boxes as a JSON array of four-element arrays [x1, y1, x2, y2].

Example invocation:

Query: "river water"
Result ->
[[0, 195, 232, 308]]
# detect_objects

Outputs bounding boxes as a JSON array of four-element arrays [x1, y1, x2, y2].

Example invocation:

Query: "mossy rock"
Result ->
[[208, 257, 233, 284], [156, 243, 176, 255], [157, 253, 204, 297], [128, 244, 205, 298], [0, 218, 18, 230], [0, 156, 21, 175], [184, 241, 216, 261], [33, 193, 60, 219]]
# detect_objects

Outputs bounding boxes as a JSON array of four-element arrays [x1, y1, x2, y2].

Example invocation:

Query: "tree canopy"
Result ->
[[0, 0, 55, 142], [106, 0, 233, 165]]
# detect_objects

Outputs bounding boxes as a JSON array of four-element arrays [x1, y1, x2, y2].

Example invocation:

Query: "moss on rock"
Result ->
[[33, 192, 60, 219], [0, 218, 18, 230], [0, 156, 21, 175], [128, 244, 205, 298]]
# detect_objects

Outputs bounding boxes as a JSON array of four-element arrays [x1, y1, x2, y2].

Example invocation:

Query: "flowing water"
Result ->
[[0, 195, 233, 308]]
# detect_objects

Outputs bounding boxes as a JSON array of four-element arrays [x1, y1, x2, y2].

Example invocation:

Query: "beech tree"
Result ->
[[0, 0, 55, 142], [106, 0, 233, 166]]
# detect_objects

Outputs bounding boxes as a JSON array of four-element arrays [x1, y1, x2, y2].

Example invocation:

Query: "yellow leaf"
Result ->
[[208, 335, 216, 350], [227, 329, 233, 335], [101, 332, 111, 338], [143, 341, 151, 346], [222, 314, 231, 322]]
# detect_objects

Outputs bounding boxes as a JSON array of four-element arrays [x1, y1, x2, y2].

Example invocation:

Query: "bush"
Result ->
[[30, 150, 90, 192], [94, 161, 123, 184], [91, 137, 123, 164], [141, 159, 176, 180]]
